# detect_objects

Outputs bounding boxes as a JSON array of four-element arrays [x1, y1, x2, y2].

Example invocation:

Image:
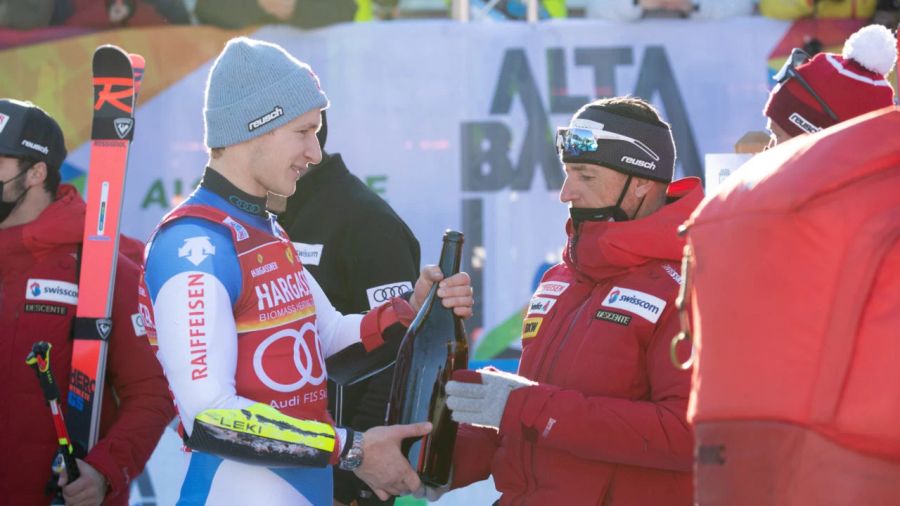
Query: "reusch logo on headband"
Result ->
[[620, 156, 656, 171], [248, 106, 284, 132], [0, 113, 9, 134]]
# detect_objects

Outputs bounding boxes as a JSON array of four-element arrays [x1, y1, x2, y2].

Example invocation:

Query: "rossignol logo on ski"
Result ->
[[96, 318, 112, 340], [113, 117, 133, 139], [248, 106, 284, 132], [93, 76, 134, 113]]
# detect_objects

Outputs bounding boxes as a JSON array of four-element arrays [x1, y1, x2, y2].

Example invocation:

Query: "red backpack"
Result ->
[[678, 107, 900, 504]]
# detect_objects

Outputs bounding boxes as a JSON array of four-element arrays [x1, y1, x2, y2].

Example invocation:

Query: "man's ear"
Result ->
[[633, 176, 655, 199], [26, 161, 48, 187]]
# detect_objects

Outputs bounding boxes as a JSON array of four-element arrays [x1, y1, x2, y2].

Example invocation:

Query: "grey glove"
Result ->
[[412, 482, 450, 502], [445, 367, 536, 429]]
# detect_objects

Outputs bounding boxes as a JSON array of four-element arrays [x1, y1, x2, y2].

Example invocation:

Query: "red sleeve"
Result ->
[[498, 309, 694, 472], [451, 423, 501, 489], [83, 254, 175, 500], [117, 234, 146, 267]]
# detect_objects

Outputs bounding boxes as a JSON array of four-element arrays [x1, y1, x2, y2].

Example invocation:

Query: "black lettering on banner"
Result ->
[[634, 46, 701, 180], [547, 48, 589, 114], [594, 310, 632, 326], [489, 48, 564, 191], [575, 47, 634, 101], [24, 303, 68, 316]]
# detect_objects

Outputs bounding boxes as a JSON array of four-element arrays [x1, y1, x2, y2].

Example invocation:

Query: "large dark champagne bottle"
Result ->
[[387, 230, 468, 487]]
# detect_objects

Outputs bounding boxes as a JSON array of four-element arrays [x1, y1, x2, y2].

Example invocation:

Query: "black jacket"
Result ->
[[279, 152, 420, 504]]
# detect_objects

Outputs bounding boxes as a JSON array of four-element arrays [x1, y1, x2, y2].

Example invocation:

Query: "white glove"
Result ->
[[445, 367, 536, 429]]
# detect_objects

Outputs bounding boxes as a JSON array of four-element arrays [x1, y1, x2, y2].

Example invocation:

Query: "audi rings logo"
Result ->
[[366, 281, 413, 309], [228, 195, 261, 214], [253, 323, 326, 392], [372, 285, 407, 302]]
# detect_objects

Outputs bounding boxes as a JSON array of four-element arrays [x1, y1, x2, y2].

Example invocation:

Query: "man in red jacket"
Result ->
[[0, 98, 174, 505], [441, 97, 700, 505]]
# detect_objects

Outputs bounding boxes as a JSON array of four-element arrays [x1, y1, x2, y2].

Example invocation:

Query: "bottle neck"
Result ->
[[438, 238, 463, 278]]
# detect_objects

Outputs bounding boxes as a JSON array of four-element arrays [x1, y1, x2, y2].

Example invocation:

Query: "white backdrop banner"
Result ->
[[60, 18, 790, 505]]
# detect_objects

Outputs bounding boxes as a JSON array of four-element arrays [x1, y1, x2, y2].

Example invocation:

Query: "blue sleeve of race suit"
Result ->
[[143, 216, 241, 305]]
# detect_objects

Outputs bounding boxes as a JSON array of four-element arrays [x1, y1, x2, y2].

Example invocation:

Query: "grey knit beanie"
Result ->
[[204, 37, 329, 148]]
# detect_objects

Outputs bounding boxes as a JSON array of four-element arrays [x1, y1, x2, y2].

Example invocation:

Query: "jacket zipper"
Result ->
[[523, 296, 591, 505], [523, 221, 586, 504], [543, 297, 591, 382]]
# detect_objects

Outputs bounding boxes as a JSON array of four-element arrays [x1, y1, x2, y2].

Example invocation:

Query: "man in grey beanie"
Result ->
[[141, 37, 475, 505]]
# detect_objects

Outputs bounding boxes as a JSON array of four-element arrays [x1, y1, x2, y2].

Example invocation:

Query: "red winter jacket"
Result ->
[[453, 178, 702, 505], [0, 185, 174, 505]]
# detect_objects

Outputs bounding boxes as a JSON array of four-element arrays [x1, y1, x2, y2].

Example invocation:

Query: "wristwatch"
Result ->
[[338, 429, 364, 471]]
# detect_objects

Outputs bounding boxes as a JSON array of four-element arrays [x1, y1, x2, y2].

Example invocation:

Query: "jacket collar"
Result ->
[[562, 177, 703, 282], [0, 184, 84, 272]]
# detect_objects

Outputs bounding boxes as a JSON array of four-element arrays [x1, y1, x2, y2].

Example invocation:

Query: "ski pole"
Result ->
[[26, 342, 81, 484]]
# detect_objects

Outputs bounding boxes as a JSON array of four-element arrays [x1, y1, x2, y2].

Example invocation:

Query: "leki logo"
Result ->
[[30, 282, 41, 296], [93, 77, 134, 113], [608, 290, 621, 303]]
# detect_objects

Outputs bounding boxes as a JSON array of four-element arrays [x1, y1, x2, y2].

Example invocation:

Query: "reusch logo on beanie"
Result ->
[[764, 25, 897, 138], [204, 37, 330, 149]]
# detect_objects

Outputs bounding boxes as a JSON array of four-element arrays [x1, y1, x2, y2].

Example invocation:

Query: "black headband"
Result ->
[[557, 107, 675, 182]]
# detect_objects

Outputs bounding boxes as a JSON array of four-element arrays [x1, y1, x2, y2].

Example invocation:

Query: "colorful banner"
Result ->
[[2, 17, 792, 504]]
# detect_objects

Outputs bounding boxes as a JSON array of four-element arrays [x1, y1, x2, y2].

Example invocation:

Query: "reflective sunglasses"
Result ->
[[556, 127, 659, 161], [773, 48, 839, 122]]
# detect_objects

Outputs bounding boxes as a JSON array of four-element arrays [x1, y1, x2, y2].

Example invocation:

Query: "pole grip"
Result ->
[[26, 342, 81, 484], [26, 342, 61, 403]]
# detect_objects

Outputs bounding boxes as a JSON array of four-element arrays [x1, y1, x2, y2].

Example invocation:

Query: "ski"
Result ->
[[66, 46, 144, 456]]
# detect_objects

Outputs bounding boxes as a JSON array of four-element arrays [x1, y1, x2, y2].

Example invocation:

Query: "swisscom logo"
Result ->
[[25, 278, 79, 305], [601, 286, 667, 324]]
